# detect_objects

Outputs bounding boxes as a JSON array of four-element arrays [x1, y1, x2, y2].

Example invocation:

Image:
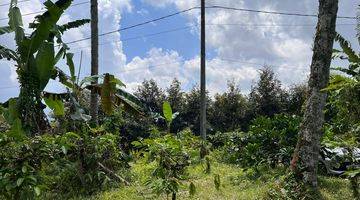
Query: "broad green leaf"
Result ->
[[44, 95, 65, 116], [79, 75, 104, 88], [16, 178, 24, 186], [163, 101, 173, 124], [28, 0, 71, 54], [61, 146, 67, 155], [111, 77, 126, 88], [54, 47, 65, 64], [55, 67, 74, 88], [8, 7, 24, 46], [101, 73, 116, 115], [0, 44, 18, 61], [0, 26, 13, 35], [66, 53, 76, 82], [8, 118, 25, 141], [58, 19, 90, 33], [36, 42, 55, 90], [34, 186, 41, 196], [22, 166, 27, 173], [335, 33, 360, 63]]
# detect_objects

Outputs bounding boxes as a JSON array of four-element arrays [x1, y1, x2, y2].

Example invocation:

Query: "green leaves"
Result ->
[[8, 6, 24, 46], [66, 53, 76, 82], [16, 178, 24, 186], [163, 101, 173, 124], [28, 0, 72, 54], [34, 186, 41, 196], [58, 19, 90, 33], [101, 73, 116, 115], [0, 45, 18, 61], [335, 33, 360, 64], [44, 94, 65, 116], [0, 26, 13, 35], [35, 42, 55, 90], [162, 101, 179, 132]]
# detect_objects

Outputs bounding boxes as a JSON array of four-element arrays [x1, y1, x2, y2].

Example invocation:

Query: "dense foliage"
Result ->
[[0, 1, 359, 199]]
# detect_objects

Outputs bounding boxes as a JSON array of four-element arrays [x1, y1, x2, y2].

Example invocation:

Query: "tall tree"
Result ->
[[287, 83, 308, 116], [166, 79, 187, 133], [290, 0, 339, 188], [182, 86, 212, 135], [209, 81, 248, 132], [90, 0, 99, 123], [166, 78, 185, 112], [135, 79, 165, 113], [249, 66, 286, 117]]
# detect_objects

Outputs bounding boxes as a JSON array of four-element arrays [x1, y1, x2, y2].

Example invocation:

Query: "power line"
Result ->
[[207, 23, 356, 27], [0, 0, 30, 7], [214, 58, 307, 70], [206, 5, 356, 19], [70, 25, 195, 50], [65, 7, 199, 45], [0, 1, 90, 22], [69, 22, 355, 51]]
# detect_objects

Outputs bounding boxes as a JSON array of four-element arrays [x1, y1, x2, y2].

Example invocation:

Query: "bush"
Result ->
[[212, 114, 301, 168], [133, 134, 191, 200], [0, 125, 129, 199]]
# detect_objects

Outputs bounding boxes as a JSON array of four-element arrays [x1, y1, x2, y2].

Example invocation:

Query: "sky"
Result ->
[[0, 0, 358, 102]]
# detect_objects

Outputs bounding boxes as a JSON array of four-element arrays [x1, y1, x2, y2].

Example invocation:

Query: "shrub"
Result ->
[[212, 114, 301, 168], [133, 134, 191, 200]]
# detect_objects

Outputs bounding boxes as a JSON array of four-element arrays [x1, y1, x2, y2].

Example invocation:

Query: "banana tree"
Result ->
[[43, 73, 145, 122], [0, 0, 89, 134]]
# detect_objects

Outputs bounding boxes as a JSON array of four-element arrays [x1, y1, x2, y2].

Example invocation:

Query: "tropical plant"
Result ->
[[133, 135, 190, 200], [0, 0, 89, 134]]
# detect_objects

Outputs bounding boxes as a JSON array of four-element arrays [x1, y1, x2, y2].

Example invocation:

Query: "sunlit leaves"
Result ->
[[44, 94, 65, 116], [0, 26, 13, 35], [163, 101, 173, 124], [36, 42, 55, 90]]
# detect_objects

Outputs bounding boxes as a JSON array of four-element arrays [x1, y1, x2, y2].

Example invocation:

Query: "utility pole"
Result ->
[[200, 0, 206, 140], [90, 0, 99, 124]]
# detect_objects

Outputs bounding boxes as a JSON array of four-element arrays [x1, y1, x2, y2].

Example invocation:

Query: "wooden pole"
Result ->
[[90, 0, 99, 124], [200, 0, 206, 140]]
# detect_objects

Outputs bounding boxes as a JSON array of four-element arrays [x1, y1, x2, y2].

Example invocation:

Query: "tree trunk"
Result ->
[[18, 69, 49, 134], [90, 0, 99, 124], [290, 0, 338, 188]]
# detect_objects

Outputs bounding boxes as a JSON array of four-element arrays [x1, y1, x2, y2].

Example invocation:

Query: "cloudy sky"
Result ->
[[0, 0, 358, 102]]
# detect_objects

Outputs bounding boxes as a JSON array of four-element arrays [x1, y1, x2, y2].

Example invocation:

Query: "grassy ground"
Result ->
[[77, 159, 354, 200]]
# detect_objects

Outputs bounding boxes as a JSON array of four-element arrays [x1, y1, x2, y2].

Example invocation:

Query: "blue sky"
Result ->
[[0, 0, 358, 103]]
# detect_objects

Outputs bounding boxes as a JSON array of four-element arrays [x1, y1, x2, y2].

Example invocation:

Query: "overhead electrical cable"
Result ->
[[206, 5, 356, 19], [65, 7, 199, 45], [0, 1, 90, 21]]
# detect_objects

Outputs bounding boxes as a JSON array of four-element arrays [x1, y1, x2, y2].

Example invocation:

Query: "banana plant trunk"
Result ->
[[290, 0, 338, 188], [18, 69, 49, 134]]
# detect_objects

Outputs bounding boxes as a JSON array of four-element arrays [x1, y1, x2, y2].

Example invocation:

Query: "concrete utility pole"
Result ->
[[200, 0, 206, 140], [90, 0, 99, 124]]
